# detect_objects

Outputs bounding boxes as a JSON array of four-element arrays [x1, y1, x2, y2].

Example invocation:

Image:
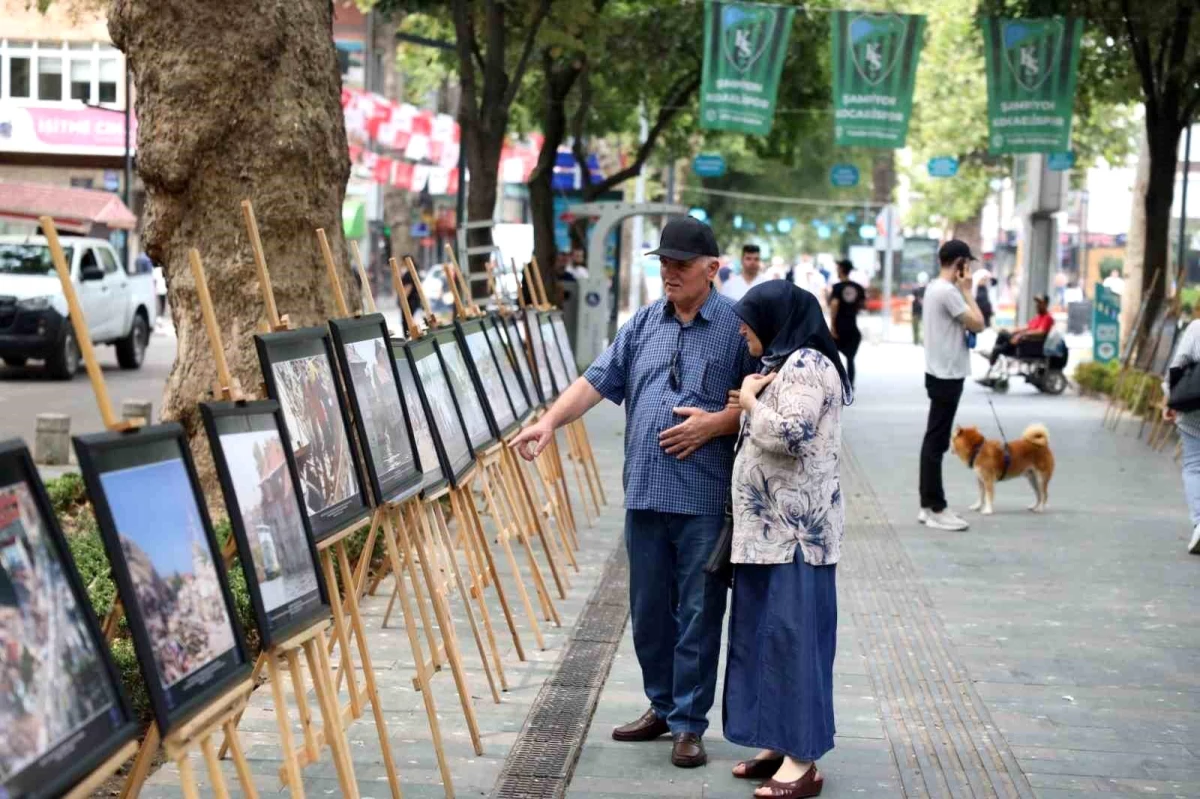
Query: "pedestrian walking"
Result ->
[[721, 244, 770, 301], [973, 267, 996, 329], [1163, 317, 1200, 554], [511, 216, 755, 768], [722, 281, 851, 799], [911, 271, 928, 346], [828, 259, 865, 388], [918, 240, 985, 532]]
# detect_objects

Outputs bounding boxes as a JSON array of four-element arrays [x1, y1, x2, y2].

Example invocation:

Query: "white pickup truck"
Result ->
[[0, 235, 156, 379]]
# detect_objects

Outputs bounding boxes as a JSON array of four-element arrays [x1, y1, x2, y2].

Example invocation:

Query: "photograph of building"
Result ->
[[465, 328, 514, 431], [271, 353, 358, 518], [439, 339, 490, 448], [342, 336, 413, 486], [0, 480, 116, 783], [415, 348, 471, 475], [99, 459, 237, 689], [217, 428, 321, 624], [540, 319, 570, 397], [395, 353, 441, 487]]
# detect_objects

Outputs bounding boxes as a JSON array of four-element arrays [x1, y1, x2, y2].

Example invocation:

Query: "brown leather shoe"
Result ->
[[671, 732, 707, 768], [611, 708, 669, 742]]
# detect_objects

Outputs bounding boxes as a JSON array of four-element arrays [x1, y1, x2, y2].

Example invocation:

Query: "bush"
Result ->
[[1074, 360, 1120, 394], [1074, 361, 1162, 415], [109, 637, 151, 722], [45, 471, 87, 516]]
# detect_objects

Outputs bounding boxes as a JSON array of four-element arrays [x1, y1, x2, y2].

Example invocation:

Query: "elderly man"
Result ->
[[512, 217, 753, 768]]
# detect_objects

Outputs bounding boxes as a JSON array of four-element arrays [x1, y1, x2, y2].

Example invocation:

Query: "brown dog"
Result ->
[[952, 423, 1055, 515]]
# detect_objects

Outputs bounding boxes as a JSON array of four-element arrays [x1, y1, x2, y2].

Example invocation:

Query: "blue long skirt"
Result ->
[[722, 555, 837, 762]]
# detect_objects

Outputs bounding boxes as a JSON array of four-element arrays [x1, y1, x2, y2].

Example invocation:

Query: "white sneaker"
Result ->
[[925, 510, 969, 531], [1189, 524, 1200, 555], [917, 508, 929, 524]]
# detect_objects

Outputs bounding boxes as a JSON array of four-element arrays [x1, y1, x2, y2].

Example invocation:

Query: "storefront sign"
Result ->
[[1093, 282, 1120, 363], [0, 103, 138, 157]]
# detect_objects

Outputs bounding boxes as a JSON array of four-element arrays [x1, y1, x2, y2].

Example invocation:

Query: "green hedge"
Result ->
[[1074, 360, 1163, 416]]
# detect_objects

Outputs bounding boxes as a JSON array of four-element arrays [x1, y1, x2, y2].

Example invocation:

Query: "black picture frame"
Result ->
[[328, 315, 422, 506], [549, 311, 580, 383], [255, 326, 369, 539], [0, 439, 139, 799], [503, 314, 543, 411], [538, 311, 572, 398], [72, 424, 252, 737], [433, 325, 497, 453], [455, 317, 519, 439], [523, 308, 557, 403], [405, 337, 476, 488], [483, 314, 532, 427], [391, 338, 450, 496], [199, 401, 331, 650]]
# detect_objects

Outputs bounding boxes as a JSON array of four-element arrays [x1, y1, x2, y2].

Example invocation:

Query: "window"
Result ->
[[70, 58, 92, 102], [99, 57, 119, 103], [97, 247, 119, 274], [9, 56, 30, 98], [37, 56, 62, 100], [79, 249, 100, 275]]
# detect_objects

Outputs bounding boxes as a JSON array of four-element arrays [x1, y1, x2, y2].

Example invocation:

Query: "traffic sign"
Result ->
[[1048, 151, 1076, 171], [692, 153, 727, 178], [830, 164, 859, 188], [927, 156, 959, 178], [410, 222, 430, 237]]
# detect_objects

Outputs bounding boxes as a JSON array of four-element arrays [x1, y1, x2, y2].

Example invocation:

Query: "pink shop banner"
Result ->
[[0, 103, 139, 156]]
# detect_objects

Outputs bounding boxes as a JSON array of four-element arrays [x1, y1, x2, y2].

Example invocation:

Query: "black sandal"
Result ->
[[732, 755, 784, 779], [755, 765, 822, 798]]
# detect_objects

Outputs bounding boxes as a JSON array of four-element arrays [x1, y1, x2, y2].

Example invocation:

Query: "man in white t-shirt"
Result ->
[[719, 244, 770, 300], [919, 240, 985, 532]]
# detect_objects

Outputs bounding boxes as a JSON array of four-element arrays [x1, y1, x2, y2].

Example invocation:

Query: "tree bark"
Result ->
[[1120, 131, 1150, 357], [1135, 123, 1183, 350], [109, 0, 356, 463]]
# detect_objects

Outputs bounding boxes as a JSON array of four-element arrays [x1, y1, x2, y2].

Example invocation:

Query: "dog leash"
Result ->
[[985, 396, 1013, 479]]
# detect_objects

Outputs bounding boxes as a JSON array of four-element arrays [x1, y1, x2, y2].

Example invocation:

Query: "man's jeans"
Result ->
[[624, 509, 728, 736], [920, 374, 965, 513]]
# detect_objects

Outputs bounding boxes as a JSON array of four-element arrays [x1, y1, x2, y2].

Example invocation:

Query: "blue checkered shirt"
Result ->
[[584, 289, 756, 516]]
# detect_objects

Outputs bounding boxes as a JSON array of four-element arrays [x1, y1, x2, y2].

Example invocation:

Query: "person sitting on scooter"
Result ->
[[989, 294, 1055, 365]]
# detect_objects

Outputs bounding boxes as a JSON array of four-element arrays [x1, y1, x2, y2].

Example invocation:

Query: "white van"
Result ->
[[0, 235, 157, 378]]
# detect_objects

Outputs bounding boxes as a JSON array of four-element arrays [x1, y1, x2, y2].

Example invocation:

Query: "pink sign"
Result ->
[[0, 103, 138, 156]]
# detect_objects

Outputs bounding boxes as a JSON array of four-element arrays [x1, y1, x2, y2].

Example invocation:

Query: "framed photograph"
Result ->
[[550, 311, 580, 382], [483, 315, 532, 426], [406, 337, 475, 487], [200, 402, 330, 650], [255, 327, 369, 540], [73, 425, 251, 737], [431, 326, 496, 453], [329, 315, 422, 506], [454, 318, 518, 440], [523, 308, 557, 403], [503, 314, 542, 410], [0, 440, 138, 799], [539, 311, 571, 397], [391, 340, 449, 495]]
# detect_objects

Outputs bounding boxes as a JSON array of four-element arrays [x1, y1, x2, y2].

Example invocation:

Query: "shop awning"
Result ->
[[343, 198, 367, 239], [0, 181, 137, 233]]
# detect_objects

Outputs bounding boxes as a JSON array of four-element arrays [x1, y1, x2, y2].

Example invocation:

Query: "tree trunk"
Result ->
[[109, 0, 355, 475], [951, 208, 984, 258], [1120, 132, 1149, 357], [1134, 122, 1184, 353], [529, 59, 577, 309]]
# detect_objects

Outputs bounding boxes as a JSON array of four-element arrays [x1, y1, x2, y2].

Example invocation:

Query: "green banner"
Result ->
[[700, 0, 795, 135], [1093, 283, 1120, 364], [831, 12, 926, 149], [982, 17, 1084, 154]]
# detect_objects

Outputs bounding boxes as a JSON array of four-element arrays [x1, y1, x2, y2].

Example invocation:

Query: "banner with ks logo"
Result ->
[[982, 17, 1084, 154], [700, 0, 795, 135], [831, 12, 926, 149]]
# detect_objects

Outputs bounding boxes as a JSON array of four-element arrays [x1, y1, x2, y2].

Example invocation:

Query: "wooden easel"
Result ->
[[1103, 268, 1162, 430], [315, 232, 489, 770], [41, 216, 259, 799], [190, 248, 359, 798], [239, 202, 415, 799]]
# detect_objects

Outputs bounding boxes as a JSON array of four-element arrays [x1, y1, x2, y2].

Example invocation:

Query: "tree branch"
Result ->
[[582, 69, 701, 196], [452, 0, 480, 127], [502, 0, 552, 110], [1122, 0, 1161, 122], [1162, 0, 1195, 121]]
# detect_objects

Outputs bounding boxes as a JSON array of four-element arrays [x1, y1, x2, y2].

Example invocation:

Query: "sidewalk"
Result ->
[[570, 342, 1200, 798]]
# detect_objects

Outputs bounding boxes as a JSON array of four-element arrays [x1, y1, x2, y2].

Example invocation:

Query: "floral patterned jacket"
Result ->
[[731, 348, 844, 566]]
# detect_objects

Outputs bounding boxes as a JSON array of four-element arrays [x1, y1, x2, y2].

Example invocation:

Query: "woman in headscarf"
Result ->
[[722, 281, 852, 799]]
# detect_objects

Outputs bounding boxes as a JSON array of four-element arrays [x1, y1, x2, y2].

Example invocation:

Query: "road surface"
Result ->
[[0, 320, 176, 451]]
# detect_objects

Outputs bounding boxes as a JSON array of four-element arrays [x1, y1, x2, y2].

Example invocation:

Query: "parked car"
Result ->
[[0, 235, 157, 378]]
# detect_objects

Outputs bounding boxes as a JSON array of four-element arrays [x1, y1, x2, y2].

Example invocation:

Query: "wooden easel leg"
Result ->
[[334, 542, 403, 799], [547, 435, 581, 547], [481, 473, 545, 651], [454, 484, 526, 661], [535, 451, 579, 570], [576, 420, 607, 506], [381, 581, 400, 627], [410, 500, 501, 703], [448, 493, 488, 594], [487, 461, 559, 627], [504, 445, 570, 597], [392, 506, 484, 755], [218, 649, 267, 760], [376, 508, 457, 798], [223, 719, 257, 798], [563, 424, 596, 526], [305, 634, 360, 799], [267, 654, 306, 798], [120, 722, 160, 799], [177, 751, 202, 799], [321, 550, 363, 716], [200, 734, 232, 799], [351, 512, 382, 599], [432, 500, 508, 692], [398, 506, 444, 671], [286, 649, 319, 763]]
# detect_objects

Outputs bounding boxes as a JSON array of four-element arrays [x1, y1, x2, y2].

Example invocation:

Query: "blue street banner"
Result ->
[[1093, 283, 1120, 364], [1047, 150, 1076, 171], [692, 153, 727, 177], [927, 156, 959, 178], [700, 0, 796, 135], [830, 164, 860, 187]]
